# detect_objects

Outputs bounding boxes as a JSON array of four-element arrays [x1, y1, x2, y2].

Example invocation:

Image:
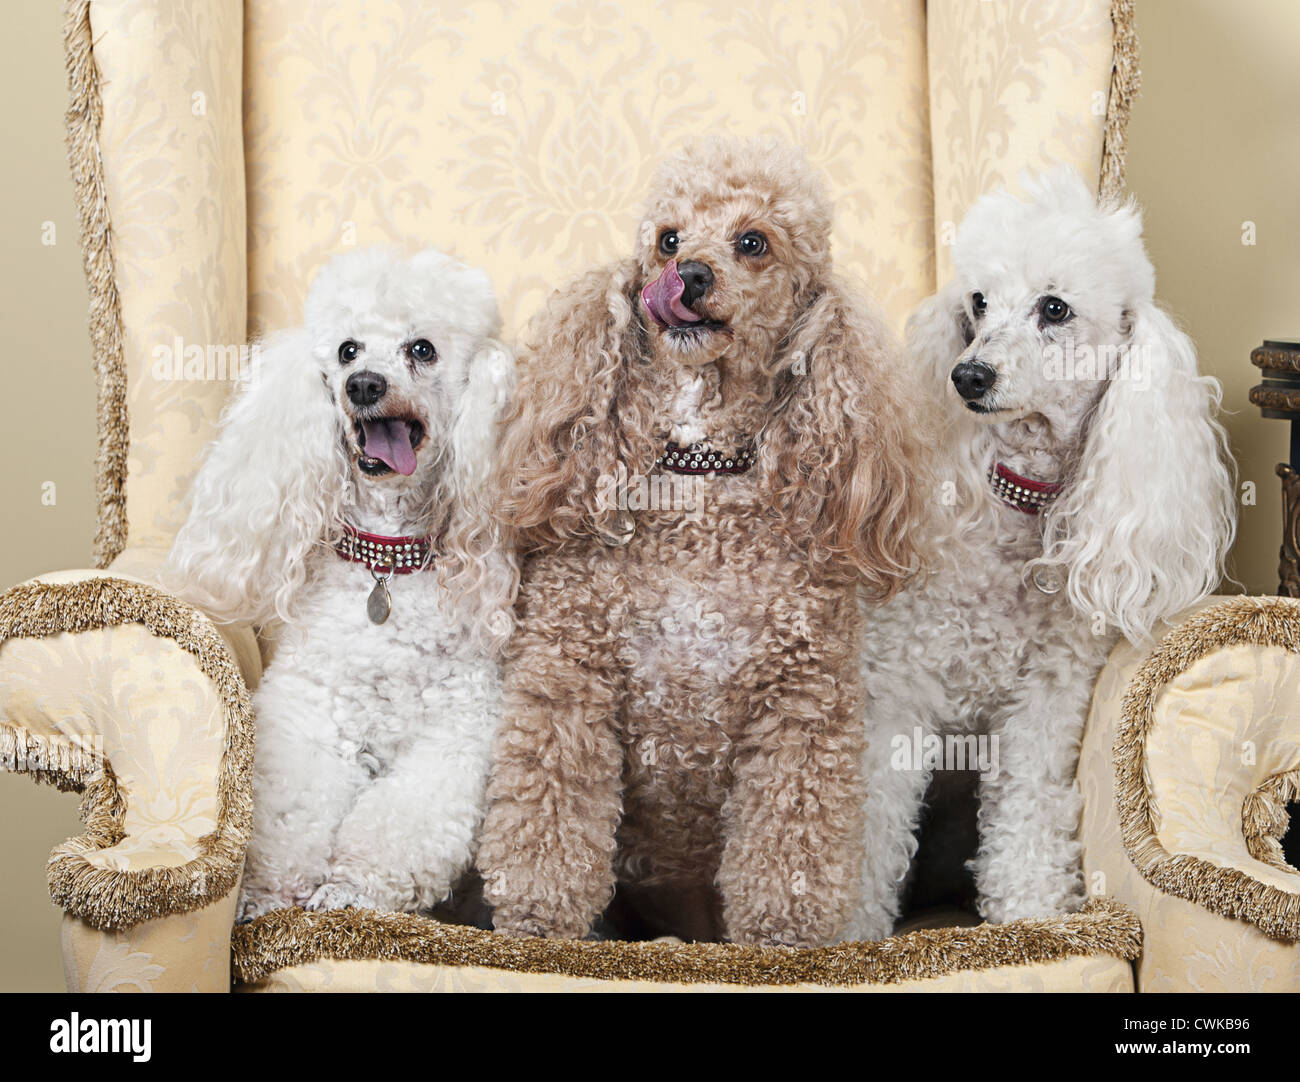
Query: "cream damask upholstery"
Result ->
[[1079, 596, 1300, 992], [926, 0, 1124, 282], [101, 0, 1132, 556], [90, 0, 247, 559], [6, 0, 1296, 993]]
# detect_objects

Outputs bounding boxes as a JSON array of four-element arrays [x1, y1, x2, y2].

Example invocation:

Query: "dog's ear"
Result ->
[[902, 279, 994, 540], [166, 328, 349, 625], [495, 259, 648, 545], [905, 279, 974, 394], [1033, 302, 1236, 641], [439, 336, 520, 652], [447, 337, 515, 495], [762, 279, 926, 598]]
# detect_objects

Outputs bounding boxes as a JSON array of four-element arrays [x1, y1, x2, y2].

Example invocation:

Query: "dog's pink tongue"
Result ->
[[641, 261, 701, 328], [361, 418, 417, 476]]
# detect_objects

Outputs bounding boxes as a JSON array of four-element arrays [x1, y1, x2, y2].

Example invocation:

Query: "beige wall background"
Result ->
[[0, 0, 1296, 991], [1, 2, 97, 992], [1126, 0, 1299, 595]]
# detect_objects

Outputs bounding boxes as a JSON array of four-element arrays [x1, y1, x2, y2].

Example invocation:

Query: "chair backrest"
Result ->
[[70, 0, 1133, 566]]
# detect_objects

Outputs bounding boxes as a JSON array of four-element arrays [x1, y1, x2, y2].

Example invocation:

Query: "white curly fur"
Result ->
[[167, 246, 517, 918], [847, 170, 1236, 940]]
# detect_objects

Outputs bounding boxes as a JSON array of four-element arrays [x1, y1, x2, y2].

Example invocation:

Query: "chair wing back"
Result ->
[[927, 0, 1136, 282], [70, 0, 1132, 565]]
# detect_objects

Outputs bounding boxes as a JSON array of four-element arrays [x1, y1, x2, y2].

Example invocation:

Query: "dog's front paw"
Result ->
[[728, 920, 828, 949], [979, 888, 1085, 926], [305, 881, 376, 913], [237, 888, 298, 923], [842, 907, 896, 944], [489, 907, 589, 940], [492, 922, 543, 939], [723, 880, 848, 948]]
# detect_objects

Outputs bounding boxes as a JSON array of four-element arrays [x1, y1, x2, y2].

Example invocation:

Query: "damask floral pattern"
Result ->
[[243, 0, 936, 338], [62, 901, 238, 993], [89, 0, 246, 550], [86, 0, 1123, 558], [927, 0, 1115, 282], [0, 561, 257, 991], [1079, 608, 1300, 993], [0, 589, 227, 873], [1149, 645, 1300, 894]]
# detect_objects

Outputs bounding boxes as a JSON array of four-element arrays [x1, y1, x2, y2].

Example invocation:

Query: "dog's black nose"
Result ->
[[677, 260, 714, 306], [951, 361, 997, 401], [346, 370, 387, 407]]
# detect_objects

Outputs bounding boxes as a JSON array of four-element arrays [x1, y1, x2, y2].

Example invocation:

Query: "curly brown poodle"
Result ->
[[477, 137, 925, 947]]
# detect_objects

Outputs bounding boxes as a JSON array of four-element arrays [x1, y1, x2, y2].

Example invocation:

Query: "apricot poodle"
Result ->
[[477, 138, 924, 946]]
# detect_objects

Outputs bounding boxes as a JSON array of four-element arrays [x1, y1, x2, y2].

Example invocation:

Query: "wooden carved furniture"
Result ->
[[1250, 339, 1300, 597]]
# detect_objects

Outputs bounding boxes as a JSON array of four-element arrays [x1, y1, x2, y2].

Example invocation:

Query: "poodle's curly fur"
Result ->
[[848, 171, 1237, 940], [167, 247, 517, 919], [477, 138, 925, 946]]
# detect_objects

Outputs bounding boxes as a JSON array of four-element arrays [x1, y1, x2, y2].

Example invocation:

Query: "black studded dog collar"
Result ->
[[653, 439, 757, 475]]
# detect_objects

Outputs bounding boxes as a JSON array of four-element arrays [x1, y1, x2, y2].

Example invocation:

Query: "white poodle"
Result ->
[[168, 246, 517, 919], [848, 170, 1236, 940]]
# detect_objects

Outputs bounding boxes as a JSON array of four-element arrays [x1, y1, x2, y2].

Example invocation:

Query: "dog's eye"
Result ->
[[735, 231, 767, 258], [658, 230, 680, 256], [971, 292, 987, 317], [407, 339, 436, 363], [338, 340, 360, 365], [1040, 296, 1072, 323]]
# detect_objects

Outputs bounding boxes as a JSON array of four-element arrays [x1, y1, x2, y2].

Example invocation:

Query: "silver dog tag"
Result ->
[[367, 574, 392, 624], [598, 509, 636, 547], [1032, 565, 1065, 595]]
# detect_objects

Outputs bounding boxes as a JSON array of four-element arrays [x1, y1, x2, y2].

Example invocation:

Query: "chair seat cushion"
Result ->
[[232, 898, 1140, 993]]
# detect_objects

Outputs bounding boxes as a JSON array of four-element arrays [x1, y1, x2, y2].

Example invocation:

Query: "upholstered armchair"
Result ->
[[3, 0, 1298, 992]]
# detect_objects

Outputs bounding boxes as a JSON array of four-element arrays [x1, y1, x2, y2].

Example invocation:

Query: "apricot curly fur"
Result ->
[[479, 138, 926, 947]]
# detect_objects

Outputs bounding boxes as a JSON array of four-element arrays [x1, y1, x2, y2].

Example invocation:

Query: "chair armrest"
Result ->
[[1114, 596, 1300, 937], [1080, 596, 1300, 991], [0, 550, 257, 935]]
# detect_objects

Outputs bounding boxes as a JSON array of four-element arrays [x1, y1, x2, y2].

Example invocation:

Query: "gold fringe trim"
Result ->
[[1243, 768, 1300, 872], [232, 898, 1140, 988], [64, 0, 128, 568], [1099, 0, 1141, 201], [0, 578, 254, 930], [1115, 596, 1300, 940], [0, 726, 102, 792]]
